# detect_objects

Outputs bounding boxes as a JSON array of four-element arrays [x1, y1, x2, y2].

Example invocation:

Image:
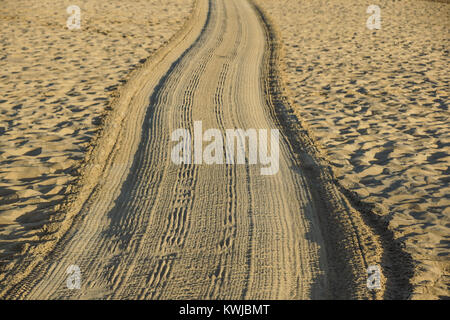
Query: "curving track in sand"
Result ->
[[1, 0, 390, 299]]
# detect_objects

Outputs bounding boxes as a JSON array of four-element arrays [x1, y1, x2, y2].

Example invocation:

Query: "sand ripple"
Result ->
[[0, 0, 194, 266], [255, 0, 449, 299]]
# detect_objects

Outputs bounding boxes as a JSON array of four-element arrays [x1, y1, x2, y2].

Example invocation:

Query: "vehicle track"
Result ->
[[1, 0, 385, 299]]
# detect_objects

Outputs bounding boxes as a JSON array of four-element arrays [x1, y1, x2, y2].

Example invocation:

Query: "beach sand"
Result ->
[[1, 0, 388, 299], [0, 0, 448, 300], [254, 0, 449, 299], [0, 0, 195, 268]]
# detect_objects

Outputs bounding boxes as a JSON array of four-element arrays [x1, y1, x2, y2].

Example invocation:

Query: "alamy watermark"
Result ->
[[366, 265, 381, 290], [366, 5, 381, 30], [171, 121, 280, 175], [66, 264, 81, 290], [66, 5, 81, 30]]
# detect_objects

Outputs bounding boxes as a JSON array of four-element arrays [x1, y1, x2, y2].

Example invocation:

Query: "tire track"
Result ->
[[1, 0, 385, 299]]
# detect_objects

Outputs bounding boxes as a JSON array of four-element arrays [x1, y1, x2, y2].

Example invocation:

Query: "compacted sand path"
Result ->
[[1, 0, 395, 299]]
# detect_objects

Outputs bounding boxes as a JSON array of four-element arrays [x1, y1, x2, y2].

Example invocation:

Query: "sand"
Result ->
[[1, 0, 390, 299], [0, 0, 447, 300], [0, 0, 195, 267], [254, 0, 449, 299]]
